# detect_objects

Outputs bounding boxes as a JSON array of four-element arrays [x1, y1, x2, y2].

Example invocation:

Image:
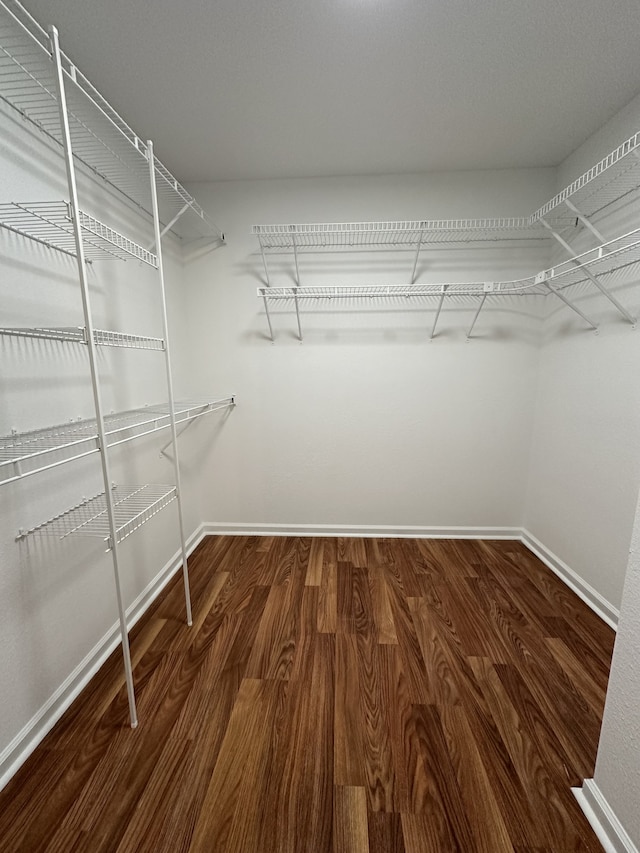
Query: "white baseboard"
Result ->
[[573, 779, 639, 853], [0, 523, 207, 794], [520, 529, 619, 631], [202, 521, 522, 540]]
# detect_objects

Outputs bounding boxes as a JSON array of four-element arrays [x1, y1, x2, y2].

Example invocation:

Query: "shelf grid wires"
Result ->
[[0, 0, 224, 243], [258, 227, 640, 302], [0, 325, 165, 350], [0, 399, 235, 485], [16, 485, 178, 547], [253, 218, 561, 251], [0, 202, 158, 264]]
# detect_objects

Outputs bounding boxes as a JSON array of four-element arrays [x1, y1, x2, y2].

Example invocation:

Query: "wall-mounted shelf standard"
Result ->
[[258, 227, 640, 340], [16, 484, 177, 548], [0, 326, 166, 350], [0, 398, 237, 486], [0, 202, 158, 264], [0, 1, 224, 248]]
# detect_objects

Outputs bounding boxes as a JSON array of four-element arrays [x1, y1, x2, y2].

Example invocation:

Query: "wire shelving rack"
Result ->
[[1, 1, 233, 729], [0, 202, 158, 264], [0, 0, 224, 248], [0, 325, 166, 350], [255, 133, 640, 340], [16, 485, 178, 548], [0, 398, 236, 486]]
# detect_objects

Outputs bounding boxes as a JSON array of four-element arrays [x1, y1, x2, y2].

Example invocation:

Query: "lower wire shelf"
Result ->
[[16, 484, 177, 548]]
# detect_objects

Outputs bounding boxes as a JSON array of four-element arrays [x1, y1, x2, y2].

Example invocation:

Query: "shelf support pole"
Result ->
[[430, 285, 448, 340], [410, 230, 424, 284], [147, 140, 192, 627], [258, 236, 271, 287], [539, 275, 599, 329], [467, 293, 488, 339], [294, 291, 303, 342], [147, 202, 190, 252], [262, 292, 275, 341], [291, 227, 300, 286], [160, 399, 236, 458], [50, 26, 138, 728], [563, 200, 606, 244], [540, 218, 636, 324]]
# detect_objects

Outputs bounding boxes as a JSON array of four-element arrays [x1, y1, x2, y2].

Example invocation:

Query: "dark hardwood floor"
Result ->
[[0, 536, 614, 852]]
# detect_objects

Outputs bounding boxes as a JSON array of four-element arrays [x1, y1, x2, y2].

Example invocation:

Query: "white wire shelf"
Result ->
[[532, 131, 640, 223], [0, 398, 236, 486], [0, 201, 157, 265], [259, 228, 640, 301], [0, 325, 165, 350], [252, 218, 564, 251], [0, 0, 224, 246], [16, 484, 177, 548], [258, 228, 640, 339]]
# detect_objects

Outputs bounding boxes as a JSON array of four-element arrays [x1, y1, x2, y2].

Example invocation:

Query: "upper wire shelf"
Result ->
[[15, 484, 177, 548], [252, 218, 563, 251], [0, 201, 158, 264], [0, 325, 165, 350], [0, 0, 224, 246], [253, 131, 640, 258], [0, 398, 236, 486], [532, 131, 640, 223]]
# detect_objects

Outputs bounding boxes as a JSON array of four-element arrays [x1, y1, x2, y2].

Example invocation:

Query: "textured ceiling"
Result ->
[[23, 0, 640, 182]]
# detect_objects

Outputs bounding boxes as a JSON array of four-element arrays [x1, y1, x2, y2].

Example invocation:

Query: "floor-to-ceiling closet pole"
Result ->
[[49, 26, 138, 727], [146, 140, 192, 627]]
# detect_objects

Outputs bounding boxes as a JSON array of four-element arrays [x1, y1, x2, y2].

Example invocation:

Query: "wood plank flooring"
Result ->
[[0, 536, 614, 852]]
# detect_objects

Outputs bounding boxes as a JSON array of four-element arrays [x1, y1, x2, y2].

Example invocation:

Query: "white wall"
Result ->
[[182, 170, 555, 531], [590, 485, 640, 848], [0, 102, 199, 782], [524, 92, 640, 610]]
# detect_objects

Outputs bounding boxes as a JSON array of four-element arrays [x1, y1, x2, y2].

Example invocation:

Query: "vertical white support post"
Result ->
[[147, 141, 192, 626], [49, 27, 138, 727]]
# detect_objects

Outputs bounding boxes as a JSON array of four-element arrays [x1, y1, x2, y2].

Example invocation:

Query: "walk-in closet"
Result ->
[[1, 0, 640, 850]]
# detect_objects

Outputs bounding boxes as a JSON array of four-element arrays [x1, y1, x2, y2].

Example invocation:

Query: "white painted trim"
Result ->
[[0, 523, 207, 794], [520, 529, 619, 630], [203, 521, 522, 540], [573, 780, 639, 853]]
